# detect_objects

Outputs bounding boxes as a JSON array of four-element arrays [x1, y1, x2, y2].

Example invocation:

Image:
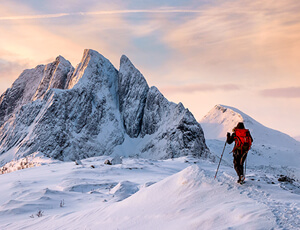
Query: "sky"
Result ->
[[0, 0, 300, 137]]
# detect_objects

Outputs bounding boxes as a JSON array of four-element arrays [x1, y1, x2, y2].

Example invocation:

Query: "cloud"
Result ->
[[1, 0, 300, 89], [0, 59, 28, 75], [0, 9, 205, 21], [260, 87, 300, 98], [160, 83, 241, 95], [160, 0, 300, 84], [0, 59, 29, 94]]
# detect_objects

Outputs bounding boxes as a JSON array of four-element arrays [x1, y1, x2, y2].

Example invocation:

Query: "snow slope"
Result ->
[[200, 104, 300, 180], [1, 156, 299, 230], [200, 104, 300, 147]]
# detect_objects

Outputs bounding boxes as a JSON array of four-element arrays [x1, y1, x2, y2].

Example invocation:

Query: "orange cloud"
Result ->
[[260, 87, 300, 98], [0, 9, 207, 21], [160, 83, 241, 95], [161, 0, 300, 86], [0, 59, 29, 93]]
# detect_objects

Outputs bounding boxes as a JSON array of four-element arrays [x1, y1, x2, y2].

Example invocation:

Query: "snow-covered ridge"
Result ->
[[200, 104, 300, 176], [0, 49, 208, 165], [200, 104, 299, 146]]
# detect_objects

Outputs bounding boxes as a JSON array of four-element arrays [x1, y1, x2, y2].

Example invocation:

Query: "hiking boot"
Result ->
[[240, 175, 245, 182], [237, 175, 245, 184]]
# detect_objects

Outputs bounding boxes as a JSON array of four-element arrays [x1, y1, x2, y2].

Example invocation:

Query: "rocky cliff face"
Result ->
[[0, 56, 73, 128], [0, 49, 208, 164], [118, 55, 149, 138]]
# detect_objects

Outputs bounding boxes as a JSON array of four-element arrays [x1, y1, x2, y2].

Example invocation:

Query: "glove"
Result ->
[[227, 132, 230, 138]]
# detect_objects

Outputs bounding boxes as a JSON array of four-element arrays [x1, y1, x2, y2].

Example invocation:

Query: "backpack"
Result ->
[[233, 129, 252, 153]]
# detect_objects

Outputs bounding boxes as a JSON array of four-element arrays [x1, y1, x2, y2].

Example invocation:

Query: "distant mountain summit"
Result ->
[[0, 49, 208, 164], [200, 104, 299, 146], [200, 104, 300, 169]]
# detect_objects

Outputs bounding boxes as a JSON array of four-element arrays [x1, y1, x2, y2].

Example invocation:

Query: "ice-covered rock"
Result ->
[[0, 56, 74, 128], [32, 56, 74, 100], [140, 87, 207, 158], [118, 55, 149, 138], [0, 49, 124, 161], [0, 49, 208, 164]]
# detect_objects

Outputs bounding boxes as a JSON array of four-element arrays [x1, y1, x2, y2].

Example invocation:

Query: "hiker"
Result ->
[[227, 122, 253, 183]]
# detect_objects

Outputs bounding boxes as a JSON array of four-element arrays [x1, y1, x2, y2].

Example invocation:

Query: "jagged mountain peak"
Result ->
[[0, 49, 208, 163], [32, 55, 74, 100], [55, 55, 69, 63], [120, 54, 130, 64], [66, 49, 117, 90], [119, 54, 148, 85], [118, 54, 149, 138], [0, 56, 74, 126]]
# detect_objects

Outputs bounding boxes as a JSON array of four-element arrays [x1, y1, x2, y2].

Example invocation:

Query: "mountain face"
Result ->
[[118, 55, 149, 138], [0, 56, 74, 128], [0, 49, 208, 164]]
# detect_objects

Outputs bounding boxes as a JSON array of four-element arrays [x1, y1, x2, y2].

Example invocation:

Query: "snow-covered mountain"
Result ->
[[0, 49, 208, 166], [200, 104, 299, 146], [200, 104, 300, 178]]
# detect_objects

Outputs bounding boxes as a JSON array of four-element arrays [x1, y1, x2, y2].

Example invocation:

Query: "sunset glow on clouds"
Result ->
[[0, 0, 300, 137]]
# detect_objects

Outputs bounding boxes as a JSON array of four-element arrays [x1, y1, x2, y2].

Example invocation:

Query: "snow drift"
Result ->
[[1, 158, 286, 230]]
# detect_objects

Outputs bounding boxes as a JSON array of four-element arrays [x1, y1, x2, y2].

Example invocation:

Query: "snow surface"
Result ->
[[0, 156, 299, 229]]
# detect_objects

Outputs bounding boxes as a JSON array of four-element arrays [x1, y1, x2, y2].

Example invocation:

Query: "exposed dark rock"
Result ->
[[278, 175, 294, 183], [118, 55, 149, 138], [104, 159, 112, 165]]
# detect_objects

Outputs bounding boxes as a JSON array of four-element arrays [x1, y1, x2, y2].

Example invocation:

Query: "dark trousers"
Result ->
[[233, 150, 247, 177]]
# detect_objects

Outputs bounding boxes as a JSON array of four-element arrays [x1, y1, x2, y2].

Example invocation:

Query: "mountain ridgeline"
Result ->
[[0, 49, 208, 163]]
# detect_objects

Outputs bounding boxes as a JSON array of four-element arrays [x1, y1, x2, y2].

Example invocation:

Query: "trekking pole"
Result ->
[[214, 141, 227, 179], [244, 156, 247, 177]]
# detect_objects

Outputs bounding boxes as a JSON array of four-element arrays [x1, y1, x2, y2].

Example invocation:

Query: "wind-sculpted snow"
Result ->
[[0, 49, 208, 163], [2, 157, 297, 229]]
